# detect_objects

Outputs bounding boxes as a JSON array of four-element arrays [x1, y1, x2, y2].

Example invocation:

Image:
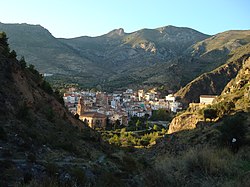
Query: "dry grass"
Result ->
[[144, 146, 250, 187]]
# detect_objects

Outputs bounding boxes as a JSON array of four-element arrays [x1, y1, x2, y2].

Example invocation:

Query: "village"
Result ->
[[63, 87, 218, 130], [63, 88, 183, 129]]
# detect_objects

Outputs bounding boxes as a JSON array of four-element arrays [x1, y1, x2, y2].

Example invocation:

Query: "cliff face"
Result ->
[[167, 113, 199, 134]]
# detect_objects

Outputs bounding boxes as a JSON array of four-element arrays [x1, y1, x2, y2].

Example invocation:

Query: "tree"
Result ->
[[0, 32, 8, 46], [150, 109, 171, 121], [218, 113, 247, 149], [9, 50, 17, 58], [19, 56, 27, 69], [0, 32, 10, 55], [203, 108, 217, 121], [136, 119, 141, 131], [153, 124, 160, 131]]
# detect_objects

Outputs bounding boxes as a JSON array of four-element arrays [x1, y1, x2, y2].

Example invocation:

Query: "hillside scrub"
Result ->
[[144, 146, 250, 186]]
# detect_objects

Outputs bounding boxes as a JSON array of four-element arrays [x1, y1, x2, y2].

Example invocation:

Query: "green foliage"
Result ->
[[0, 32, 10, 55], [19, 56, 27, 69], [203, 108, 217, 121], [109, 134, 121, 146], [139, 136, 150, 147], [41, 80, 53, 94], [136, 119, 141, 131], [150, 109, 172, 121], [0, 32, 8, 45], [214, 101, 235, 118], [102, 128, 161, 147], [9, 50, 16, 58], [153, 124, 160, 131]]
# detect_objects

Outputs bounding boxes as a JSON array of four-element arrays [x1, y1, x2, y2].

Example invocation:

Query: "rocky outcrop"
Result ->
[[167, 113, 199, 134]]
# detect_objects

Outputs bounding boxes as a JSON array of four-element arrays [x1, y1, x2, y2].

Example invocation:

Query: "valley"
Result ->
[[0, 23, 250, 186]]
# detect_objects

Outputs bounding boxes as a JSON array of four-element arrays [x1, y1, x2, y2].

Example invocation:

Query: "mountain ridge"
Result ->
[[0, 22, 250, 91]]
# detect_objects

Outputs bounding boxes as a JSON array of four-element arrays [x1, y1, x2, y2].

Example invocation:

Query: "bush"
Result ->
[[218, 113, 247, 148], [19, 56, 27, 69], [41, 80, 53, 94], [9, 50, 17, 58], [203, 108, 217, 121]]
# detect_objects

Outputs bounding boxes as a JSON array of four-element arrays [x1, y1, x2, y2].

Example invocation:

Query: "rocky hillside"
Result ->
[[143, 54, 250, 185], [176, 43, 250, 105], [168, 51, 250, 134], [0, 33, 142, 186]]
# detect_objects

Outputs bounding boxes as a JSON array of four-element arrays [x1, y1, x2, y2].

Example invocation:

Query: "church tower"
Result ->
[[77, 97, 85, 116]]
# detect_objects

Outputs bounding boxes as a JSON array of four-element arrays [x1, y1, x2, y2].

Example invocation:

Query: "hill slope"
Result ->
[[0, 33, 141, 186], [176, 43, 250, 105]]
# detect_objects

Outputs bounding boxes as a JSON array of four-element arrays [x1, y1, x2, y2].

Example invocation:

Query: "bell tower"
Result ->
[[77, 97, 85, 115]]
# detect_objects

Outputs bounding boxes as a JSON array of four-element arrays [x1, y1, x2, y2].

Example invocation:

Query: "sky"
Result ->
[[0, 0, 249, 38]]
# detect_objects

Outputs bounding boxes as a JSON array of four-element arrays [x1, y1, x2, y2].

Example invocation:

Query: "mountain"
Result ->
[[176, 43, 250, 105], [0, 23, 210, 90], [1, 22, 250, 92], [0, 22, 106, 87], [60, 26, 210, 90], [168, 46, 250, 134], [1, 29, 250, 187]]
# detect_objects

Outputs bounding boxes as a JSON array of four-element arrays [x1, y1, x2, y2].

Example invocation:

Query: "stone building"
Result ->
[[77, 97, 106, 129]]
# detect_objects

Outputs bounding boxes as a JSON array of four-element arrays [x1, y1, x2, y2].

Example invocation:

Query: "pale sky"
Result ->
[[0, 0, 249, 38]]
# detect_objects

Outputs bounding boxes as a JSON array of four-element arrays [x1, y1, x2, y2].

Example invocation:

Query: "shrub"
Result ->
[[19, 56, 27, 69], [9, 50, 17, 58], [218, 113, 247, 147], [203, 108, 217, 121], [41, 80, 53, 94]]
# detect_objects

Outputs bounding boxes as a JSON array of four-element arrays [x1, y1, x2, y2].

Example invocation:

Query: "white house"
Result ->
[[165, 94, 175, 102], [200, 95, 217, 105], [170, 102, 182, 113], [145, 93, 155, 101]]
